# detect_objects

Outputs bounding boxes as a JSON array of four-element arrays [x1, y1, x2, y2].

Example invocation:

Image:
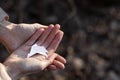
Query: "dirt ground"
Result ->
[[0, 0, 120, 80]]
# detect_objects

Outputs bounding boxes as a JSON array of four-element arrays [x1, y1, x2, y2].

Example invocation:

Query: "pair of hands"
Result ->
[[2, 24, 66, 80]]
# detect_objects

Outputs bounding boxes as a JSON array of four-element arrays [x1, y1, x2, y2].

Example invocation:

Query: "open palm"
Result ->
[[3, 25, 66, 79]]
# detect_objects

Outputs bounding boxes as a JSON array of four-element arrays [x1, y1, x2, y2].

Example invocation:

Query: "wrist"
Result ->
[[3, 60, 22, 80], [5, 65, 20, 80], [0, 63, 11, 80]]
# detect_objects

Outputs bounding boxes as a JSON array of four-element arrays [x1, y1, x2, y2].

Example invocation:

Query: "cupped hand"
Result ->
[[3, 25, 66, 80], [0, 21, 47, 53], [0, 21, 66, 70]]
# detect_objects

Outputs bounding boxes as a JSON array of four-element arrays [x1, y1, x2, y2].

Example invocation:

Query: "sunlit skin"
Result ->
[[3, 26, 66, 80], [0, 21, 66, 70]]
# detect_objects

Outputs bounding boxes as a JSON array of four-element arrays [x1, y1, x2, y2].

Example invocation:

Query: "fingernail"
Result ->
[[55, 24, 60, 28], [49, 24, 54, 28]]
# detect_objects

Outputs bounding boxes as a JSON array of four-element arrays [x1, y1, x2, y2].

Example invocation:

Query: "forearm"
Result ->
[[0, 62, 22, 80], [0, 63, 11, 80]]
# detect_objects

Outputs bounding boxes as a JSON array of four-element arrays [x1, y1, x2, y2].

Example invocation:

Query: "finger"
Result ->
[[47, 65, 57, 70], [32, 49, 55, 60], [33, 23, 48, 29], [47, 31, 63, 52], [48, 54, 66, 64], [32, 54, 58, 70], [52, 60, 65, 69], [41, 54, 58, 69], [55, 54, 66, 64], [36, 24, 54, 46], [24, 28, 45, 46], [42, 24, 60, 48], [32, 54, 46, 61]]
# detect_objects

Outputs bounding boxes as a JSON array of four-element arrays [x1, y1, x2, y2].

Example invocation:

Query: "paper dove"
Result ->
[[27, 44, 48, 58]]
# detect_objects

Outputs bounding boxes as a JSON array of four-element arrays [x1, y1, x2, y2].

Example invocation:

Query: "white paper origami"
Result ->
[[27, 44, 48, 58]]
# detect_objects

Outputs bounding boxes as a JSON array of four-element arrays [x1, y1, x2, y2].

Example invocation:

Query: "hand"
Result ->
[[0, 63, 11, 80], [3, 25, 66, 80], [0, 21, 47, 53], [0, 21, 66, 71], [0, 21, 66, 70]]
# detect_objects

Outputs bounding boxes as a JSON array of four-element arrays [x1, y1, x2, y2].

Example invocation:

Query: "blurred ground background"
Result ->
[[0, 0, 120, 80]]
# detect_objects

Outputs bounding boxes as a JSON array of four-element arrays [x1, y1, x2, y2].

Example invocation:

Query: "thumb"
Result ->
[[32, 23, 48, 29], [41, 54, 58, 70], [47, 54, 58, 64]]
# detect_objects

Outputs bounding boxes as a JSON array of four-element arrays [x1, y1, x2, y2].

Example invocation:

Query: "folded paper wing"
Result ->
[[27, 44, 48, 58]]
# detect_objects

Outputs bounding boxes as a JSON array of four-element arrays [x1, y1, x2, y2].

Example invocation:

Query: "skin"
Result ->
[[0, 63, 11, 80], [3, 26, 66, 80], [0, 21, 47, 52], [0, 21, 66, 70]]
